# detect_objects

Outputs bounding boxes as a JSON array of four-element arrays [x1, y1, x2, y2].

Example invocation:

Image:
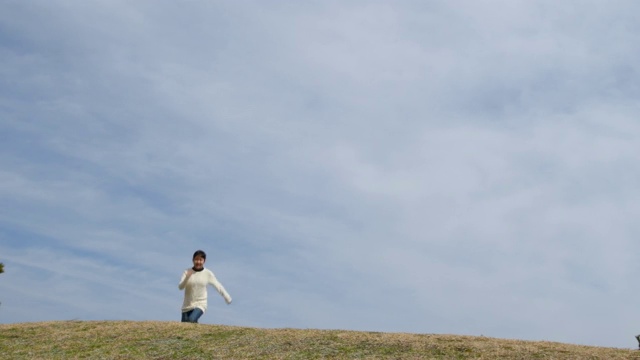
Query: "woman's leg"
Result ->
[[181, 310, 190, 322], [187, 308, 204, 323]]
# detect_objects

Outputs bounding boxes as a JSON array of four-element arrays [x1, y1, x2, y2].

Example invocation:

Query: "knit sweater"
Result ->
[[178, 268, 232, 313]]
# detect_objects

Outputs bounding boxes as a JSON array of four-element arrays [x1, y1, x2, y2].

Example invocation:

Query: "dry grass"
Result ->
[[0, 320, 638, 359]]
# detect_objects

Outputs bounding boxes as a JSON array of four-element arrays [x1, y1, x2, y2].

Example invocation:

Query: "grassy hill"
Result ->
[[0, 321, 637, 359]]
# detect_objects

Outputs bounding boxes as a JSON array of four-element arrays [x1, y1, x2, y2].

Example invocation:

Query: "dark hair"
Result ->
[[193, 250, 207, 260]]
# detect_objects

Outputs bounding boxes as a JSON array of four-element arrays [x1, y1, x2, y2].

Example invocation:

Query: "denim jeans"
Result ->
[[181, 308, 204, 323]]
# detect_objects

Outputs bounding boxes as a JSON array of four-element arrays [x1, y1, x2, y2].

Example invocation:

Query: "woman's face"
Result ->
[[192, 255, 205, 270]]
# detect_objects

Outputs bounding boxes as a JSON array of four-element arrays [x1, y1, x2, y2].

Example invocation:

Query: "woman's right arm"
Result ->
[[178, 269, 193, 290]]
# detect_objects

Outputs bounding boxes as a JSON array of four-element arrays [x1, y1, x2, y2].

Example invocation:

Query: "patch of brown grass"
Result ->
[[0, 321, 637, 359]]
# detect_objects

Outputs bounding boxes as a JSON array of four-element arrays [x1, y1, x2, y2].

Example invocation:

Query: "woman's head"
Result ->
[[192, 250, 206, 270], [193, 250, 207, 260]]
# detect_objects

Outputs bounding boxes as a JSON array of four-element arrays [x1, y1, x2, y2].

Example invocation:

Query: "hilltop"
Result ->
[[0, 321, 637, 359]]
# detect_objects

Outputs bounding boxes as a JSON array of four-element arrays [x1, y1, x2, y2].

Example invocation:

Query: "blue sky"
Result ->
[[2, 0, 640, 349]]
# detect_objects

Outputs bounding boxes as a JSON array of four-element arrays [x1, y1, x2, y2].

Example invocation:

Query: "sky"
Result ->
[[1, 0, 640, 349]]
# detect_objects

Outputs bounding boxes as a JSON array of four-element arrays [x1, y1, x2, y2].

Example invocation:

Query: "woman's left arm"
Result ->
[[208, 271, 232, 304]]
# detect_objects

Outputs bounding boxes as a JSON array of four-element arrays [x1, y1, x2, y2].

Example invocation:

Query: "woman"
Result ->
[[178, 250, 232, 323]]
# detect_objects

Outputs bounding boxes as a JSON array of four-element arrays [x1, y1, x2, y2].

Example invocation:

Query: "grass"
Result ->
[[0, 321, 638, 359]]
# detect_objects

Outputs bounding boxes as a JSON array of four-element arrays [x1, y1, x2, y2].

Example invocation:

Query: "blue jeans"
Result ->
[[181, 308, 204, 323]]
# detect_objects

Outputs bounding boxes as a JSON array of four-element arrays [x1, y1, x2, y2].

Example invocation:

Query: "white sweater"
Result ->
[[178, 268, 232, 313]]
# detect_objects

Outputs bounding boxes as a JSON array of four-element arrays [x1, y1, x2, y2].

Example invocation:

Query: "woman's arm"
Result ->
[[208, 271, 232, 304], [178, 269, 194, 290]]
